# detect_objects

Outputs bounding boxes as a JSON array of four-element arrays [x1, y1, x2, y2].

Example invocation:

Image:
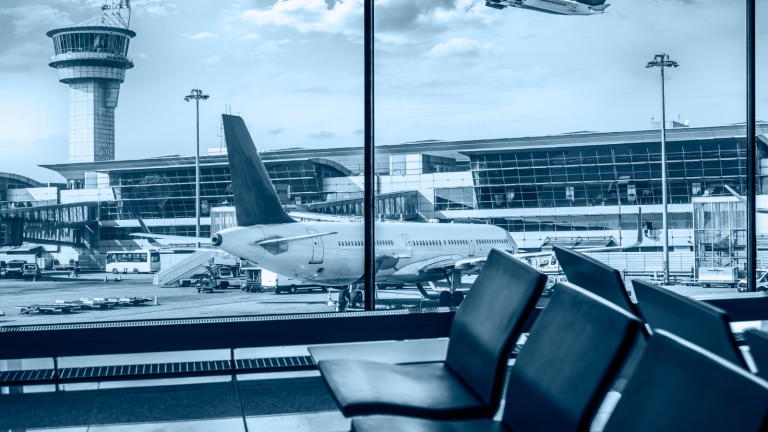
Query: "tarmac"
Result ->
[[0, 272, 436, 326], [0, 272, 741, 327]]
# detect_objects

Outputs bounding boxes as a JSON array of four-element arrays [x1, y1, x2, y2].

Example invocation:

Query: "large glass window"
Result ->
[[0, 0, 764, 328]]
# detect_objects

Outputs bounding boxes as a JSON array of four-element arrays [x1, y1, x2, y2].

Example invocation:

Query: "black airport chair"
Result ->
[[553, 245, 639, 317], [317, 249, 548, 420], [553, 245, 647, 392], [350, 281, 643, 432], [744, 329, 768, 379], [602, 329, 768, 432], [632, 279, 747, 369]]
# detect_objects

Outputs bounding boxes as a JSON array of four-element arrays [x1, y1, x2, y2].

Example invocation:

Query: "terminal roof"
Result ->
[[38, 123, 768, 180]]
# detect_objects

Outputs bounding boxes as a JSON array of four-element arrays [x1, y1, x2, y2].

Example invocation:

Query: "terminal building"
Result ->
[[2, 123, 768, 278]]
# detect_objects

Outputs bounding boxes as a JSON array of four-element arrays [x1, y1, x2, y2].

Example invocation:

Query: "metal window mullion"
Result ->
[[363, 0, 375, 310], [747, 0, 757, 291]]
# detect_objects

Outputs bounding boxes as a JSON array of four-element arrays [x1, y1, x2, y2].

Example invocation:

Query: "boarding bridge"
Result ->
[[153, 250, 219, 286]]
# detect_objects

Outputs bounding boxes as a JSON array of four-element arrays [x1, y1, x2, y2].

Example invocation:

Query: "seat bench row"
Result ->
[[316, 247, 768, 432]]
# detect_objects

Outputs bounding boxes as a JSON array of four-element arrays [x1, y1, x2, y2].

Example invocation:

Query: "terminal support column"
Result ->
[[363, 0, 375, 310], [747, 0, 757, 292]]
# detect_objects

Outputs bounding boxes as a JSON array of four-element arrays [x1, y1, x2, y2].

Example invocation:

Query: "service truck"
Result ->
[[737, 269, 768, 292], [200, 265, 246, 289], [698, 267, 739, 288]]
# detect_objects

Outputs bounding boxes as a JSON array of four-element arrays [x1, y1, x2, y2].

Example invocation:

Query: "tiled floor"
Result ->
[[0, 372, 351, 432]]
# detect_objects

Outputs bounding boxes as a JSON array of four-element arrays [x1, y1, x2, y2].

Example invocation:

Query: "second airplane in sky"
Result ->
[[485, 0, 610, 15]]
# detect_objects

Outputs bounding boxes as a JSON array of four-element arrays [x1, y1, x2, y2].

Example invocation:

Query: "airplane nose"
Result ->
[[211, 233, 223, 247]]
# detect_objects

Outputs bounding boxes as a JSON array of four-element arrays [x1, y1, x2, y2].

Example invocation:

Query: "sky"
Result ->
[[0, 0, 766, 182]]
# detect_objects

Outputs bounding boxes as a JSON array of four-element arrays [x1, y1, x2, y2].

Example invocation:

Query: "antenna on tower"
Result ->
[[102, 0, 131, 28]]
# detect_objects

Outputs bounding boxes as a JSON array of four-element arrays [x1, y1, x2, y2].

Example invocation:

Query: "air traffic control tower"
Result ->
[[47, 1, 135, 163]]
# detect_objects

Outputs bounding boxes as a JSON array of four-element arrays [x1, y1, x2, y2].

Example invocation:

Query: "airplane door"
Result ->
[[469, 239, 475, 257], [307, 228, 324, 264], [402, 234, 412, 258]]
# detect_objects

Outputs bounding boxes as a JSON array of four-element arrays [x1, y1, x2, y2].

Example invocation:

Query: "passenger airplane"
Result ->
[[724, 185, 768, 213], [485, 0, 610, 15], [212, 115, 643, 307]]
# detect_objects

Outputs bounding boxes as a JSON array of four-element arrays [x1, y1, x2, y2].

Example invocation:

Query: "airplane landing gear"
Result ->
[[439, 291, 451, 307], [439, 269, 464, 307], [438, 291, 465, 307], [337, 284, 363, 312], [451, 291, 464, 307]]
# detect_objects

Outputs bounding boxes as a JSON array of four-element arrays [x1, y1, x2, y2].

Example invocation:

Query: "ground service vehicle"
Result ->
[[275, 275, 332, 294], [698, 267, 739, 288], [22, 263, 41, 278], [200, 265, 246, 289], [195, 278, 219, 293], [241, 266, 277, 293], [106, 250, 161, 274], [4, 260, 26, 278], [738, 269, 768, 292], [178, 273, 210, 287], [536, 255, 563, 275]]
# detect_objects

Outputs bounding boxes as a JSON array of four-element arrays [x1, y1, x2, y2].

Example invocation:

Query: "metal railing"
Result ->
[[50, 51, 133, 65]]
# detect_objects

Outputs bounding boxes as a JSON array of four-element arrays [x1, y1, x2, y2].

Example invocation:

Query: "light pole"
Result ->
[[646, 54, 678, 285], [184, 89, 209, 244]]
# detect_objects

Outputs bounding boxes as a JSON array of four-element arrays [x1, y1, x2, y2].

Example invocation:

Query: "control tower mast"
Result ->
[[47, 1, 136, 163]]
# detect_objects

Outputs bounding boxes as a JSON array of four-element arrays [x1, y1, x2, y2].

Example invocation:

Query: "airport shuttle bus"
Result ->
[[106, 250, 161, 274]]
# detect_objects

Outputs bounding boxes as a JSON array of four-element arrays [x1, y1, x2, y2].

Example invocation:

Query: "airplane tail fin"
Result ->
[[138, 218, 151, 234], [222, 115, 296, 227], [137, 218, 163, 248]]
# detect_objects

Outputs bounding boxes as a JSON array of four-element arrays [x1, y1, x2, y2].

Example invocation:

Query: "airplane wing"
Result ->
[[391, 255, 466, 277], [724, 185, 768, 213], [130, 232, 211, 246], [131, 218, 211, 247], [515, 209, 644, 258], [255, 232, 338, 246]]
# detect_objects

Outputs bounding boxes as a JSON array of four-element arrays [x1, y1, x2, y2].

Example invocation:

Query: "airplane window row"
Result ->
[[338, 240, 394, 247], [479, 239, 507, 245], [415, 240, 468, 246]]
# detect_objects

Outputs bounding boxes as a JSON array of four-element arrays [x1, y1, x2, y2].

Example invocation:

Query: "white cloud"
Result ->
[[241, 32, 261, 40], [190, 32, 220, 39], [203, 55, 221, 63], [242, 0, 363, 36], [131, 0, 179, 18], [0, 5, 72, 36], [428, 38, 496, 58], [239, 0, 498, 45]]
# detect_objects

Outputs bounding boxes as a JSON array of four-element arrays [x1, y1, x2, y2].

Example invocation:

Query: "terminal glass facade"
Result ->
[[468, 138, 754, 211], [100, 160, 349, 221]]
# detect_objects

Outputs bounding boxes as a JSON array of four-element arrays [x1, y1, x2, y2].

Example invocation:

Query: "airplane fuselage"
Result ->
[[489, 0, 607, 15], [215, 221, 516, 286]]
